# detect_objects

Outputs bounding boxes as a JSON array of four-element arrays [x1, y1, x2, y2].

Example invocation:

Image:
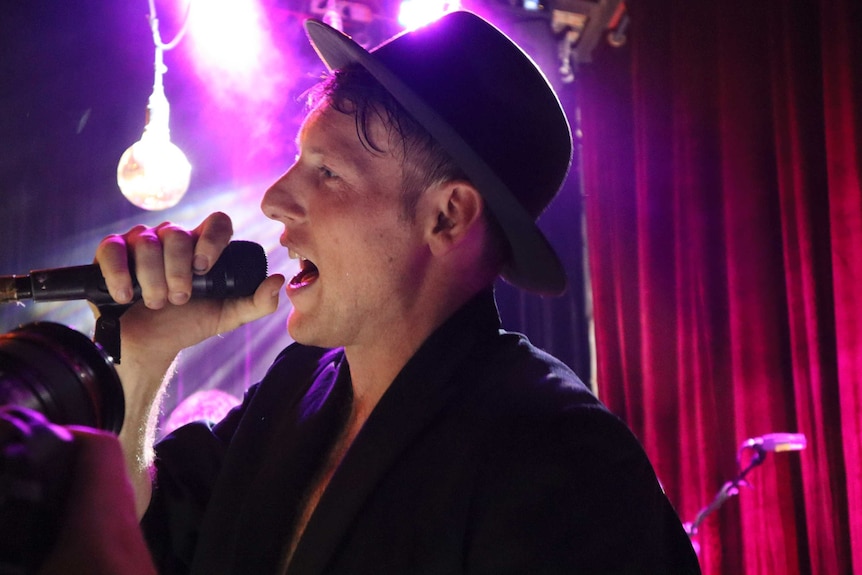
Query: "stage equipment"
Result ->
[[684, 432, 808, 540], [0, 322, 123, 573], [0, 322, 124, 432], [547, 0, 628, 81]]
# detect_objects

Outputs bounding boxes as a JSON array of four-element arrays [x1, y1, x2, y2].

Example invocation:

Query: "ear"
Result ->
[[426, 181, 484, 256]]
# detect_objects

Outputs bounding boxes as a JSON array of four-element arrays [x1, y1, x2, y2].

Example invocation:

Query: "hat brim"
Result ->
[[305, 16, 567, 296]]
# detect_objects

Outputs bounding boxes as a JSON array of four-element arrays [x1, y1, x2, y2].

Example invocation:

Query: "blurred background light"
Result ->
[[187, 0, 287, 103], [188, 0, 267, 76], [397, 0, 461, 30]]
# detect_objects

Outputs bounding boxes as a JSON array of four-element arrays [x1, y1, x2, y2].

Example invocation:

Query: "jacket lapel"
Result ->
[[287, 291, 501, 574], [190, 348, 352, 575]]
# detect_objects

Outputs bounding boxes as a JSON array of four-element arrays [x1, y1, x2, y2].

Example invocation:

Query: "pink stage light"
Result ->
[[185, 0, 292, 110], [397, 0, 461, 31], [188, 0, 269, 79], [182, 0, 305, 179]]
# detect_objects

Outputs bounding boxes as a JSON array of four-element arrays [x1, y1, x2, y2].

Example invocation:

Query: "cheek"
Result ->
[[332, 228, 410, 287], [318, 196, 418, 274]]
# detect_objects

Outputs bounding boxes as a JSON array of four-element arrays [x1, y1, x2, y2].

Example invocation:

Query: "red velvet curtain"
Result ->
[[580, 0, 861, 573]]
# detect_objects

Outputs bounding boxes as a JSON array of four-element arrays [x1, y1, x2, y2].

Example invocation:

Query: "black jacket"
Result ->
[[142, 291, 700, 574]]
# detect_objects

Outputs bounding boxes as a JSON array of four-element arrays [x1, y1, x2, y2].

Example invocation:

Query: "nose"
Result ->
[[261, 166, 306, 222]]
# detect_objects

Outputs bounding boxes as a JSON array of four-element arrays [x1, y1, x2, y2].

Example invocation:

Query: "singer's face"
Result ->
[[261, 103, 427, 350]]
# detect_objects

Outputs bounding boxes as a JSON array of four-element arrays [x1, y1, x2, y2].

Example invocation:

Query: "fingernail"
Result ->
[[170, 292, 190, 305], [117, 288, 133, 303], [146, 297, 166, 310], [193, 254, 209, 272]]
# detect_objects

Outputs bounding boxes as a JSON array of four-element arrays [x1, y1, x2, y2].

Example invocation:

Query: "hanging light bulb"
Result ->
[[118, 5, 192, 211]]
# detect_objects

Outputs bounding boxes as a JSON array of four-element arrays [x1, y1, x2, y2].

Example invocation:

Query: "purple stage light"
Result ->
[[185, 0, 294, 109], [163, 389, 242, 435], [180, 0, 308, 181], [397, 0, 461, 31], [188, 0, 269, 78]]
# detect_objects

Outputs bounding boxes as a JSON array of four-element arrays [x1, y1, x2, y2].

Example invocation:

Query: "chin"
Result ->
[[287, 314, 324, 348], [286, 312, 305, 343]]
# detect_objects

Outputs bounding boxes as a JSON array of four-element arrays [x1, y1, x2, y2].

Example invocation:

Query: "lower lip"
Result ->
[[286, 276, 317, 295]]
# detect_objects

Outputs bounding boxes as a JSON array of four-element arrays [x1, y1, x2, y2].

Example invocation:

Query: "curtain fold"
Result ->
[[822, 0, 862, 572], [580, 0, 861, 573]]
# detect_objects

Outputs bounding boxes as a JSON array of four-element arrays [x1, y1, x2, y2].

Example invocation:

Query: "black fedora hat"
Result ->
[[305, 11, 572, 295]]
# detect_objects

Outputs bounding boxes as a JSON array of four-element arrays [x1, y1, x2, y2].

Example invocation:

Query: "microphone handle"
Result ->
[[19, 241, 262, 305], [0, 241, 266, 306], [28, 264, 106, 303], [0, 276, 33, 302], [26, 264, 229, 305]]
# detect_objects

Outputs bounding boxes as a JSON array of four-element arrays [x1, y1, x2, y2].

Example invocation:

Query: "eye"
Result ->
[[319, 165, 338, 179]]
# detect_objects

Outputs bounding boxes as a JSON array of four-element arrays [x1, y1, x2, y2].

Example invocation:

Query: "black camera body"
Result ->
[[0, 322, 124, 433], [0, 322, 124, 572]]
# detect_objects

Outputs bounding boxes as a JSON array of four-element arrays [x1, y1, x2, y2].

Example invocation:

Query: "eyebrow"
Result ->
[[295, 111, 391, 176]]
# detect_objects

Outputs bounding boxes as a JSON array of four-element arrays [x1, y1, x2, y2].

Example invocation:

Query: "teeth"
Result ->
[[288, 249, 311, 265]]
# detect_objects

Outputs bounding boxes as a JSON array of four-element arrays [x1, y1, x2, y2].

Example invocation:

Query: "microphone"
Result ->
[[0, 240, 268, 306], [742, 432, 807, 453]]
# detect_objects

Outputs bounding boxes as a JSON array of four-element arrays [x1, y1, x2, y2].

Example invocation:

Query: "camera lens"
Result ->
[[0, 322, 124, 433]]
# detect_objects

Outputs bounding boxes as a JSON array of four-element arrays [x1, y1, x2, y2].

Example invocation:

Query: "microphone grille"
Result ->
[[210, 241, 268, 298]]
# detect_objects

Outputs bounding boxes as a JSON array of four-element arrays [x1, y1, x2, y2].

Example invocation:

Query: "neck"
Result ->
[[342, 281, 485, 423]]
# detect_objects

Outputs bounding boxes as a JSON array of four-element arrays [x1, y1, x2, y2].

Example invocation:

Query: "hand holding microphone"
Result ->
[[96, 215, 272, 311], [2, 214, 285, 365], [1, 214, 271, 307], [0, 240, 268, 306], [1, 215, 286, 543]]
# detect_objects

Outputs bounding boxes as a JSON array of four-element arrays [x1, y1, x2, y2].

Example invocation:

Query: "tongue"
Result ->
[[290, 262, 319, 286]]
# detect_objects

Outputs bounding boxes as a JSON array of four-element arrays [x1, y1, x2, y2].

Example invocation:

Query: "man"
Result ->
[[95, 11, 700, 574]]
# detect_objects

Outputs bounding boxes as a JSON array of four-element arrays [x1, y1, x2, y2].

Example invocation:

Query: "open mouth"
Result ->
[[289, 256, 319, 287]]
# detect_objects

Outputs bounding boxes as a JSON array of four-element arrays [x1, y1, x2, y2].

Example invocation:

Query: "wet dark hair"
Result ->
[[307, 64, 511, 267], [307, 65, 465, 216]]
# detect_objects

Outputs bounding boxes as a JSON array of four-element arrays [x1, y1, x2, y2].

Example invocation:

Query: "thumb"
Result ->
[[217, 274, 285, 334]]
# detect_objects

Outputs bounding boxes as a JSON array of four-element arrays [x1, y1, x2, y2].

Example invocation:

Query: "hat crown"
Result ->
[[371, 12, 572, 219]]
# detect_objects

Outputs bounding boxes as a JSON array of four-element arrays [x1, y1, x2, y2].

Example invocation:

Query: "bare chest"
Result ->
[[282, 423, 359, 568]]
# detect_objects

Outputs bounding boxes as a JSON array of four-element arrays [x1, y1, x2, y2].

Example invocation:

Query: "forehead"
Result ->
[[297, 103, 394, 163]]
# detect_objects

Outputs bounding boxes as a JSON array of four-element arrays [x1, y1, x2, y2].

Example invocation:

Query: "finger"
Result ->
[[95, 228, 145, 304], [127, 228, 168, 310], [191, 212, 234, 274], [155, 223, 195, 305]]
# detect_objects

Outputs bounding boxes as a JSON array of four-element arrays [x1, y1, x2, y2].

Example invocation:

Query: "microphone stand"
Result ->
[[684, 445, 768, 537]]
